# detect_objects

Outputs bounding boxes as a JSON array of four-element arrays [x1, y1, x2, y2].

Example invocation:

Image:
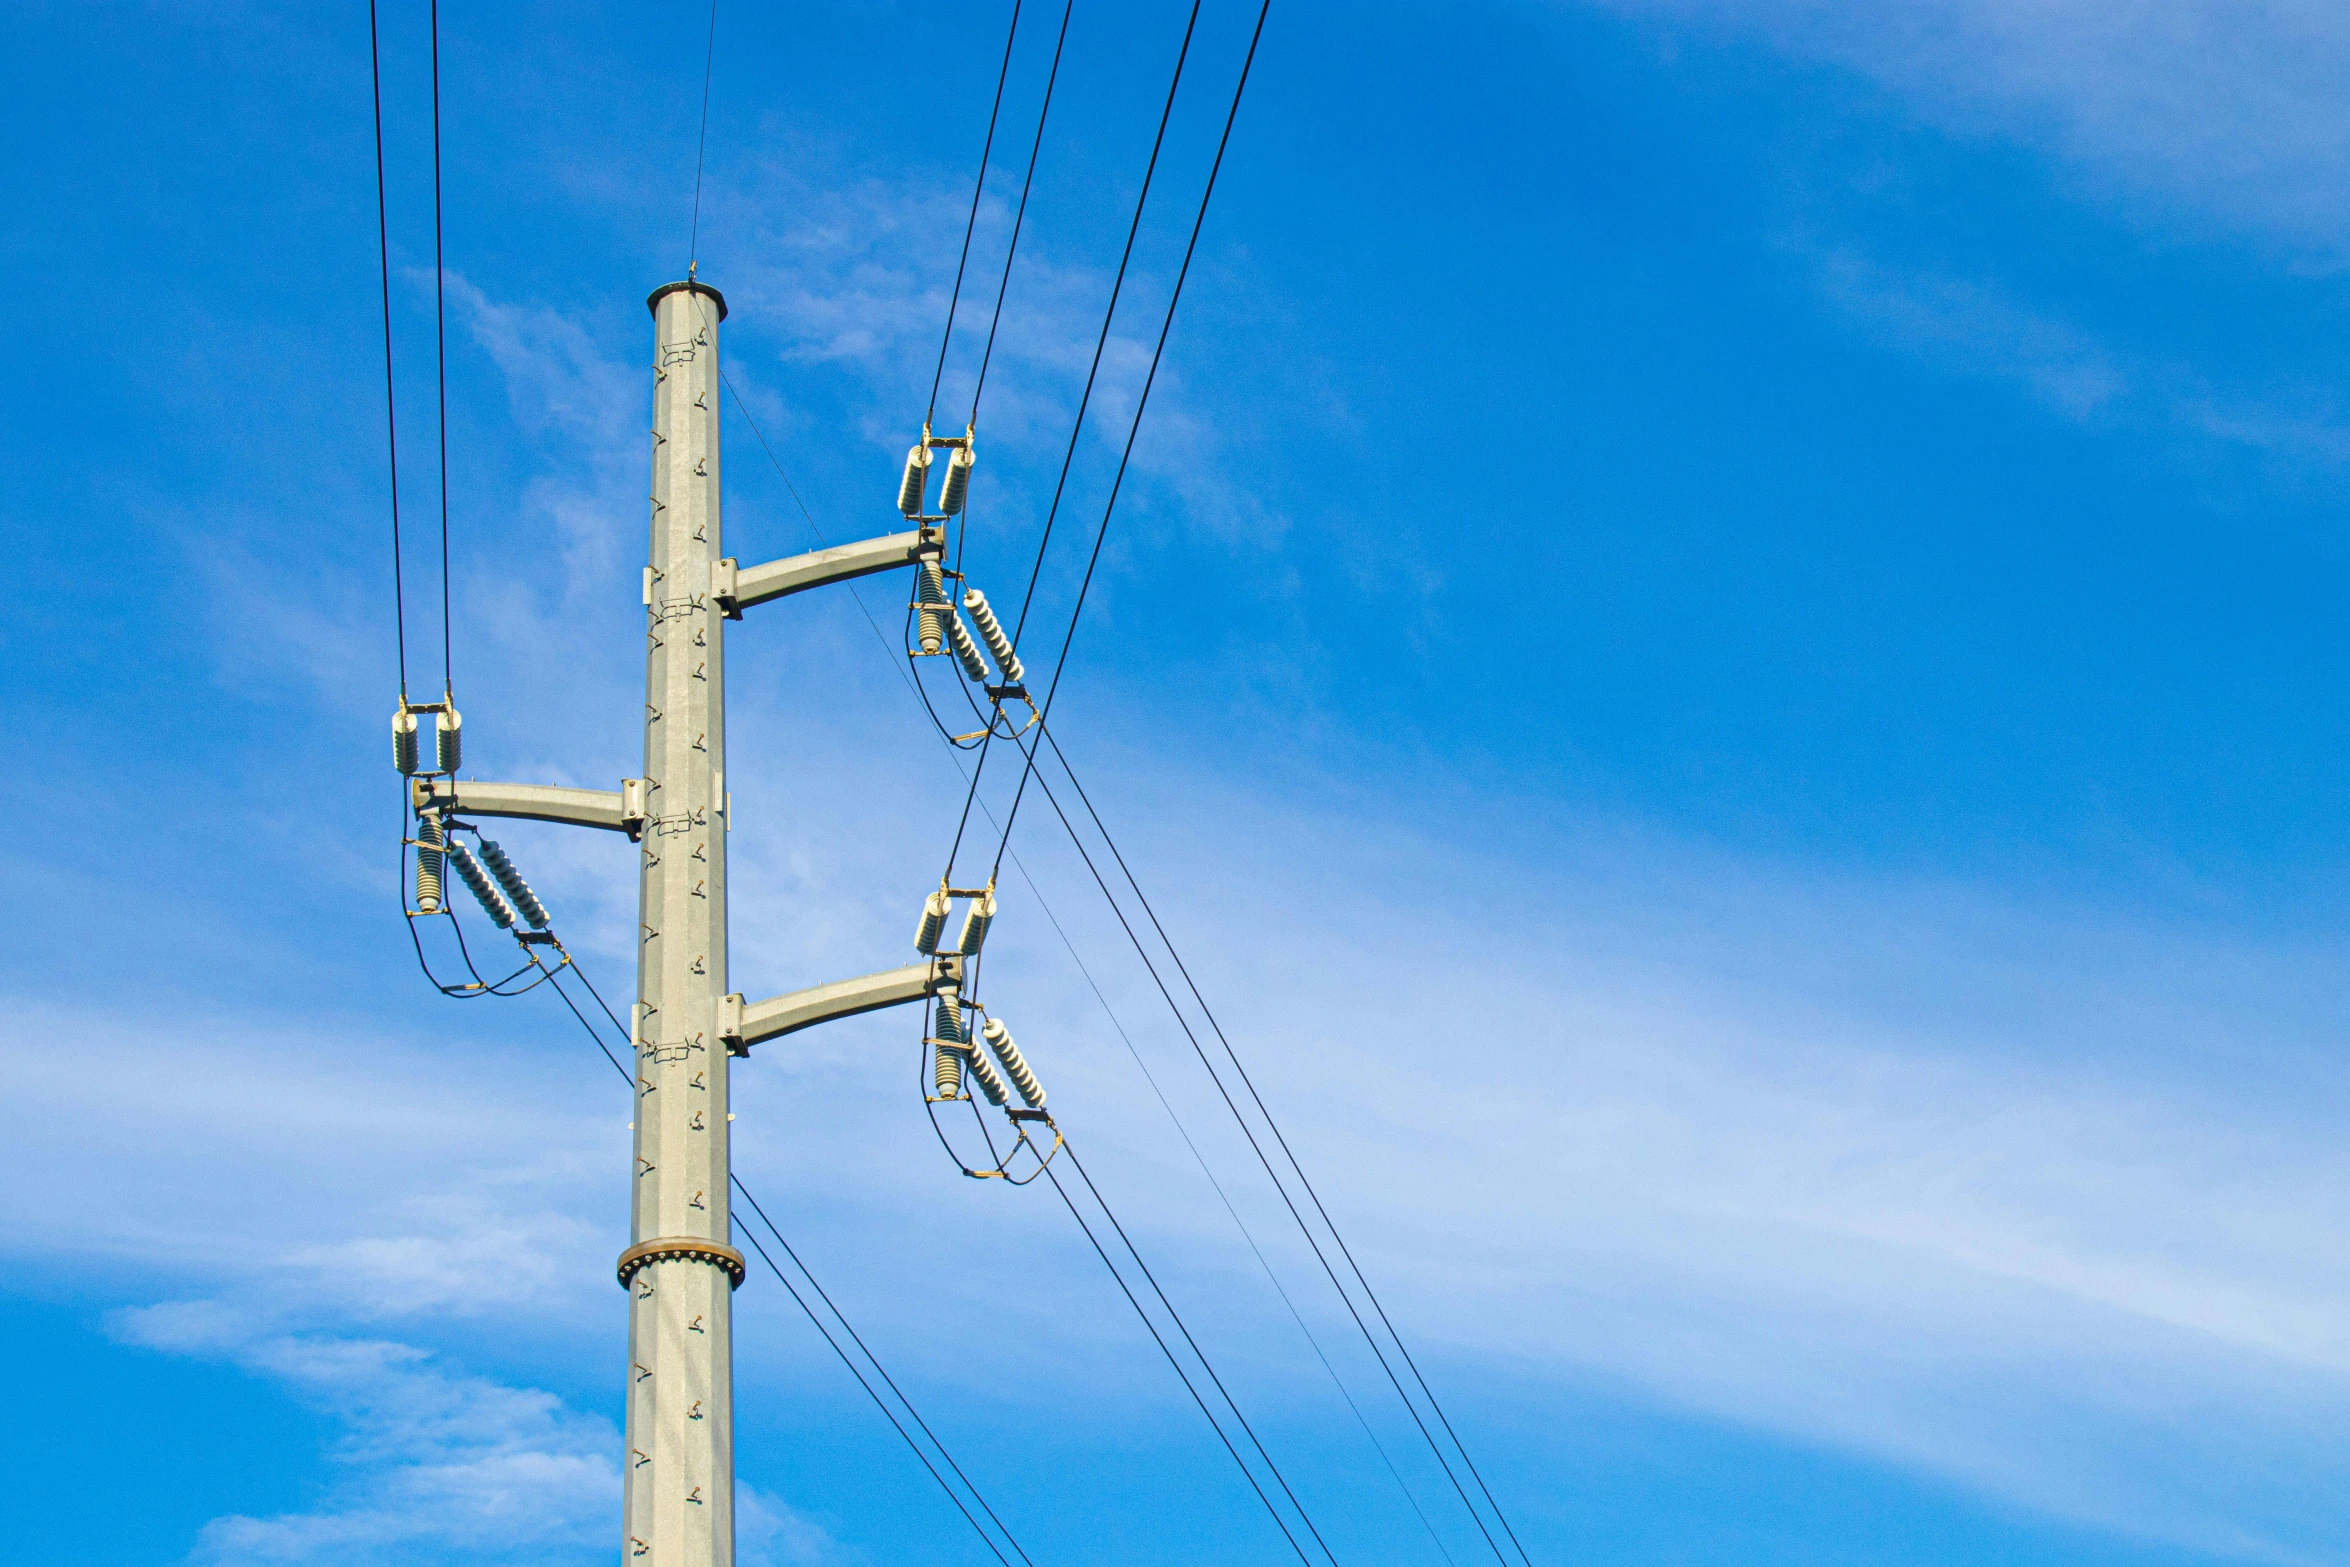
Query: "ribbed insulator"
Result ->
[[937, 445, 974, 516], [947, 613, 990, 683], [393, 707, 420, 775], [955, 890, 995, 955], [447, 840, 517, 929], [933, 991, 965, 1044], [477, 839, 550, 930], [983, 1016, 1044, 1109], [436, 707, 463, 774], [914, 889, 951, 954], [915, 562, 948, 656], [897, 444, 932, 516], [933, 1041, 966, 1100], [414, 812, 444, 913], [967, 1043, 1010, 1106], [961, 588, 1023, 683]]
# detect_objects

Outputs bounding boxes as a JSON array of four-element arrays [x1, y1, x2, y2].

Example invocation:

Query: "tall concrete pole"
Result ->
[[621, 277, 742, 1566]]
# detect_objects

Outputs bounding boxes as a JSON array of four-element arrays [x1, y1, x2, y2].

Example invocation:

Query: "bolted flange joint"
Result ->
[[615, 1237, 747, 1291]]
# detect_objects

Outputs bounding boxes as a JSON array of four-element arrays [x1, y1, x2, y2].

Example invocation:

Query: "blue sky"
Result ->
[[7, 1, 2350, 1562]]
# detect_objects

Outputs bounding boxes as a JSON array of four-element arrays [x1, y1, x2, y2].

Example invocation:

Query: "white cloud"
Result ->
[[1588, 0, 2350, 263]]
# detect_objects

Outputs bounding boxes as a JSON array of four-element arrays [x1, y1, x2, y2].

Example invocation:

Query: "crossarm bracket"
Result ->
[[713, 527, 942, 619], [719, 956, 963, 1055], [411, 776, 647, 838]]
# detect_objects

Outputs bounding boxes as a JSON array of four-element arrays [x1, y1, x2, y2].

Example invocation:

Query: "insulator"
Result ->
[[436, 706, 463, 774], [413, 812, 444, 913], [961, 588, 1023, 683], [477, 839, 550, 930], [914, 889, 951, 954], [933, 990, 965, 1043], [393, 707, 420, 775], [933, 1041, 966, 1099], [897, 444, 932, 516], [955, 890, 995, 955], [967, 1042, 1010, 1106], [447, 840, 517, 929], [982, 1016, 1045, 1109], [937, 444, 974, 515], [915, 562, 948, 656], [947, 613, 990, 683]]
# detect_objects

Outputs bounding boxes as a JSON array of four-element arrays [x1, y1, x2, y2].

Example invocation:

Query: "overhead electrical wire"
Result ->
[[985, 0, 1268, 881], [926, 0, 1025, 427], [368, 0, 409, 701], [939, 0, 1205, 885], [964, 0, 1075, 432], [430, 0, 452, 699], [687, 0, 719, 274], [546, 962, 1038, 1567]]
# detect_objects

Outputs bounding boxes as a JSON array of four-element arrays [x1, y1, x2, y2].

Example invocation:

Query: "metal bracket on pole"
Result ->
[[719, 955, 964, 1055], [411, 776, 649, 839], [714, 527, 945, 620]]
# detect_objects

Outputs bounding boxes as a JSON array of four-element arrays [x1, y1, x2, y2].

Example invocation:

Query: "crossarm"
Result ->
[[718, 956, 963, 1053], [713, 528, 939, 618], [411, 776, 645, 836]]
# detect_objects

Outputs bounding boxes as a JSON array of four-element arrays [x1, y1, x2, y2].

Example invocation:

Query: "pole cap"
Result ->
[[647, 279, 727, 320]]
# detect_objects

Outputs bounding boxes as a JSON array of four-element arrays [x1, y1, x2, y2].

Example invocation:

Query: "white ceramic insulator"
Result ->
[[436, 707, 463, 774], [478, 840, 550, 930], [898, 445, 932, 516], [393, 707, 420, 775], [961, 588, 1023, 683], [983, 1016, 1044, 1109], [414, 811, 444, 912], [955, 890, 995, 955], [934, 1042, 965, 1099], [933, 990, 965, 1043], [937, 445, 974, 515], [914, 889, 951, 954], [915, 562, 948, 655], [967, 1044, 1010, 1106], [947, 613, 990, 683], [448, 840, 517, 929]]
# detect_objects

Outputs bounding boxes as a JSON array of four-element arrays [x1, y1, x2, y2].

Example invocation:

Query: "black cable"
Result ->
[[1035, 717, 1530, 1566], [965, 0, 1075, 432], [1043, 1157, 1317, 1567], [368, 0, 408, 700], [687, 0, 718, 272], [939, 0, 1204, 887], [987, 0, 1269, 880], [731, 1176, 1039, 1567], [540, 966, 1034, 1566], [926, 0, 1024, 427], [430, 0, 452, 699]]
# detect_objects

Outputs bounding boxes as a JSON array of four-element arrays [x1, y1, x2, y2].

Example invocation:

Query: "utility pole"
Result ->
[[408, 277, 965, 1565]]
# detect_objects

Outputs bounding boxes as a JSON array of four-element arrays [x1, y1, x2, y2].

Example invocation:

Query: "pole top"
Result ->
[[647, 279, 727, 320]]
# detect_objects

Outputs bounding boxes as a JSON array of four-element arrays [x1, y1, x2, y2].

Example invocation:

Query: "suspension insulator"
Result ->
[[897, 444, 932, 517], [933, 1041, 966, 1100], [934, 990, 965, 1043], [947, 613, 990, 683], [961, 588, 1023, 683], [937, 444, 974, 516], [915, 562, 949, 656], [982, 1016, 1045, 1109], [914, 889, 951, 954], [967, 1041, 1010, 1106], [477, 839, 551, 930], [414, 811, 444, 913], [955, 890, 995, 955], [436, 706, 463, 774], [393, 706, 420, 775], [447, 839, 517, 929]]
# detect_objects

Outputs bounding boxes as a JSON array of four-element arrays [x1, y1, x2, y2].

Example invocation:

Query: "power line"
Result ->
[[966, 0, 1076, 432], [1031, 717, 1534, 1567], [368, 0, 408, 701], [926, 0, 1024, 427], [939, 0, 1204, 885], [687, 0, 719, 272], [542, 963, 1036, 1567], [986, 0, 1269, 880], [430, 0, 452, 699]]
